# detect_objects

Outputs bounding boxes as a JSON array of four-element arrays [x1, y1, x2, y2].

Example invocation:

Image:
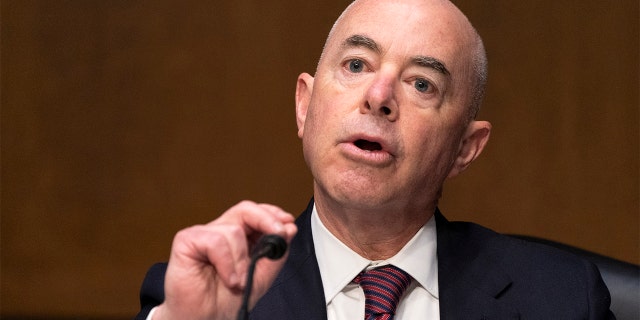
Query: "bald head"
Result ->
[[318, 0, 487, 120]]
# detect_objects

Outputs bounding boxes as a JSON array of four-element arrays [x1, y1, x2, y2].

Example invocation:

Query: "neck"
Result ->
[[314, 193, 436, 261]]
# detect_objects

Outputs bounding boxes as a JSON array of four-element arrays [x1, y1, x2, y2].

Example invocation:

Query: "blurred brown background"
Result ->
[[2, 0, 638, 318]]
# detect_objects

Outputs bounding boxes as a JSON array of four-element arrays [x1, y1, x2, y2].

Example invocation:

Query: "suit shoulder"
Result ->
[[440, 218, 612, 317], [438, 214, 607, 293], [442, 218, 592, 271]]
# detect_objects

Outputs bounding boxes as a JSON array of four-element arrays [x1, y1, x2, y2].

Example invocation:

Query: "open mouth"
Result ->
[[354, 139, 382, 151]]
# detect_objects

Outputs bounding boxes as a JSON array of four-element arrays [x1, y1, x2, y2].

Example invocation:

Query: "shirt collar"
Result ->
[[311, 204, 439, 305]]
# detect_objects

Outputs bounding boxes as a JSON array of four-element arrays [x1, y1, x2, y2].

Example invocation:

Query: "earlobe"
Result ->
[[447, 120, 491, 178], [295, 73, 314, 138]]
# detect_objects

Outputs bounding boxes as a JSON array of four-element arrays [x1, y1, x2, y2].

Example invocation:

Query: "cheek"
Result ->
[[305, 90, 353, 138], [303, 103, 330, 139], [302, 103, 335, 159], [401, 118, 461, 169]]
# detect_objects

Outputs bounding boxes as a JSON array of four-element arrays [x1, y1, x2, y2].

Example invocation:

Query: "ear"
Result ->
[[295, 73, 314, 138], [447, 120, 491, 178]]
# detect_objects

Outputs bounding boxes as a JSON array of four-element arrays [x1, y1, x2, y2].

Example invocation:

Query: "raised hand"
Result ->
[[153, 201, 298, 320]]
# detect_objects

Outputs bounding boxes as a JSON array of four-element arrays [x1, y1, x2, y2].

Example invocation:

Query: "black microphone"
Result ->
[[252, 234, 287, 260], [237, 234, 287, 320]]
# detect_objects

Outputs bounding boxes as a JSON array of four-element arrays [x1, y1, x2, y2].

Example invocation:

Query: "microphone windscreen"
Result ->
[[254, 234, 287, 260]]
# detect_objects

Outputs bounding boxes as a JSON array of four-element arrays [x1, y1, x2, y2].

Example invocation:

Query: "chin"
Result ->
[[313, 164, 403, 208], [332, 184, 398, 209]]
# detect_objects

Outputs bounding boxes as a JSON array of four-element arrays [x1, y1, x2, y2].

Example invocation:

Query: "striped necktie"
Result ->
[[353, 265, 412, 320]]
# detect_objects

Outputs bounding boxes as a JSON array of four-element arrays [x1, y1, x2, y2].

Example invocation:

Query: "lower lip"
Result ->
[[339, 142, 394, 166]]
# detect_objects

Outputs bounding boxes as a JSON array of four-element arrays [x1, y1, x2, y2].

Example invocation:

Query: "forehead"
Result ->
[[325, 0, 474, 68]]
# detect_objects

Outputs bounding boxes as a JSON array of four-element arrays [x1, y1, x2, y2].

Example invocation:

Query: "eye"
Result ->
[[348, 59, 365, 73], [414, 78, 431, 92]]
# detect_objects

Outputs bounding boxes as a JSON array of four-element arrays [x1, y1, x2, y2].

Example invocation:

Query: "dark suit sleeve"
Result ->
[[584, 260, 616, 320], [134, 263, 167, 320]]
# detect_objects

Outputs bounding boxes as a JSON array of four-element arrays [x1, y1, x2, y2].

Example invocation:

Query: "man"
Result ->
[[135, 0, 614, 319]]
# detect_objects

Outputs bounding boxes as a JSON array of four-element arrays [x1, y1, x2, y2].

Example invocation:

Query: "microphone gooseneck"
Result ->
[[237, 234, 287, 320]]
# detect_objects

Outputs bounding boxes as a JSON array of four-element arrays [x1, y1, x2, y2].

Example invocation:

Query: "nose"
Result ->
[[360, 73, 398, 121]]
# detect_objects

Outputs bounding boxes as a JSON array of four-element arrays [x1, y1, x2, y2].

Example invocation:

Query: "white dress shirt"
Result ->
[[311, 205, 440, 319]]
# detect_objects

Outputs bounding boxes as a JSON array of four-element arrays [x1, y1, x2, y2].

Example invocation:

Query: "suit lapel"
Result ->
[[250, 199, 327, 320], [435, 209, 520, 320]]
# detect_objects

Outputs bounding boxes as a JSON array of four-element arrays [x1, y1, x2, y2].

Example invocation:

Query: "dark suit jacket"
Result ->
[[135, 200, 615, 319]]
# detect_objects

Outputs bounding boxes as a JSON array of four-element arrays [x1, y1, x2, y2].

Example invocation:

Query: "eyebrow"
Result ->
[[411, 56, 450, 76], [342, 34, 381, 54], [342, 34, 451, 76]]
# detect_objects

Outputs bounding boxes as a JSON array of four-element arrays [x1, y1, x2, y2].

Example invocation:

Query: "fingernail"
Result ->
[[229, 272, 239, 286], [272, 221, 284, 233]]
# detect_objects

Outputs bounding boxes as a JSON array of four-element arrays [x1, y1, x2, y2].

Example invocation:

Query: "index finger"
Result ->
[[213, 200, 294, 237]]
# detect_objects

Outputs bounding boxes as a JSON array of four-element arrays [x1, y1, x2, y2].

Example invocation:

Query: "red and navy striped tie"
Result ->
[[353, 265, 412, 320]]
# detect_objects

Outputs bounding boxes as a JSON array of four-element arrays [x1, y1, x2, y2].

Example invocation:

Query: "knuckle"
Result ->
[[236, 200, 256, 209], [258, 203, 282, 213], [173, 226, 196, 242], [225, 223, 245, 239]]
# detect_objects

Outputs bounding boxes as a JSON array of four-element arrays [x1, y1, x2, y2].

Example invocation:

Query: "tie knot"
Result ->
[[354, 265, 412, 319]]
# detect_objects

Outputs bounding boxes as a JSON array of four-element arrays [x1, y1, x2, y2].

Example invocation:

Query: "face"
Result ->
[[296, 0, 490, 213]]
